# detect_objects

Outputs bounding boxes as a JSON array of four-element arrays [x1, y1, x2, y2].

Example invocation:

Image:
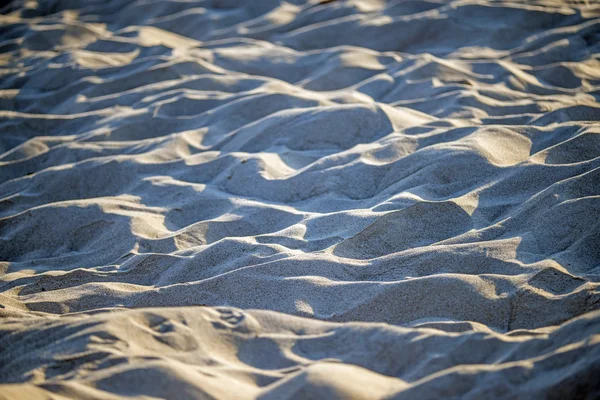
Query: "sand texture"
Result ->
[[1, 0, 600, 398]]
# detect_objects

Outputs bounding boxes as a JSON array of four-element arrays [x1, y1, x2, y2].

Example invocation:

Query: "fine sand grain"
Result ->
[[1, 0, 600, 398]]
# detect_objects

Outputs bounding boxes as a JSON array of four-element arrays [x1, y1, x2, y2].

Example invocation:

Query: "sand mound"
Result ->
[[1, 0, 600, 398]]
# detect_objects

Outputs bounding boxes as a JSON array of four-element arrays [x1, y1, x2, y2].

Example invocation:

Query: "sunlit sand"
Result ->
[[1, 0, 600, 398]]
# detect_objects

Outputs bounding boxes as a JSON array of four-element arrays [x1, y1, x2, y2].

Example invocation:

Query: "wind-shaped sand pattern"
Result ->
[[1, 0, 600, 398]]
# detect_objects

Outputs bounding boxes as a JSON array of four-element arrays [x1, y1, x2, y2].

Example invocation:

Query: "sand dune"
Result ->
[[1, 0, 600, 398]]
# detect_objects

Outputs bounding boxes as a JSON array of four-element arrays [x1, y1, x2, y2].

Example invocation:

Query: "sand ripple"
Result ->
[[1, 0, 600, 398]]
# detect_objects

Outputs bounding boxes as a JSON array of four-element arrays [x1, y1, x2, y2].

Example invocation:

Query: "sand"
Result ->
[[1, 0, 600, 398]]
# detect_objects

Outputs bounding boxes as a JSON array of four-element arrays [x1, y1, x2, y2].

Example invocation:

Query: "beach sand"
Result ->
[[1, 0, 600, 398]]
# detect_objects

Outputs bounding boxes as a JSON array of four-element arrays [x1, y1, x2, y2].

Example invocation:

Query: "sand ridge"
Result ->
[[1, 0, 600, 398]]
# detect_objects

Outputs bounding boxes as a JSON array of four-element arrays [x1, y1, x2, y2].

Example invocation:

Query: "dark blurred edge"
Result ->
[[0, 0, 22, 14]]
